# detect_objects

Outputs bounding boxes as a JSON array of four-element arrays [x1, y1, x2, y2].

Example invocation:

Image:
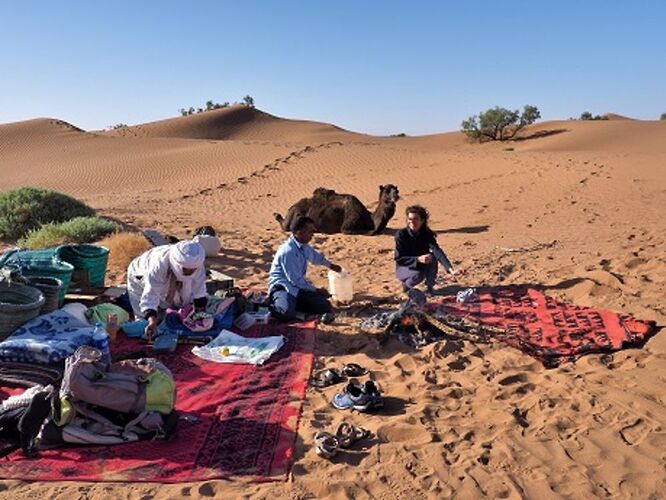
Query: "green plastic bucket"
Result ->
[[59, 245, 109, 288]]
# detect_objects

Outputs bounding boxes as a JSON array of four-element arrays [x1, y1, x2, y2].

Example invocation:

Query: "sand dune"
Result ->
[[103, 104, 361, 142], [0, 110, 665, 498]]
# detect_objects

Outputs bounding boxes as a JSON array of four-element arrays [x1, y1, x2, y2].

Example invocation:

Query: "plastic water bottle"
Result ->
[[92, 322, 112, 365]]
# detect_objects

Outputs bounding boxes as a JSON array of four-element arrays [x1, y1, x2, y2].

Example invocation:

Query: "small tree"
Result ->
[[660, 112, 666, 120], [461, 105, 540, 142], [242, 95, 255, 108], [108, 123, 128, 130]]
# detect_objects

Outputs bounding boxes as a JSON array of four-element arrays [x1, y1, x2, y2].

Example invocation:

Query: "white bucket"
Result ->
[[328, 268, 353, 303]]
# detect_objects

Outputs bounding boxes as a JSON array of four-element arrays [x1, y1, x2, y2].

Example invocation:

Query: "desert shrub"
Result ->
[[580, 112, 607, 120], [108, 123, 128, 130], [660, 113, 666, 120], [19, 216, 118, 249], [242, 95, 255, 108], [179, 95, 255, 116], [461, 105, 540, 142], [0, 187, 96, 241], [98, 231, 152, 282]]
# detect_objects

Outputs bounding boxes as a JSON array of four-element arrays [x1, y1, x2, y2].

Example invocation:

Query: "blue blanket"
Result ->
[[0, 310, 110, 365]]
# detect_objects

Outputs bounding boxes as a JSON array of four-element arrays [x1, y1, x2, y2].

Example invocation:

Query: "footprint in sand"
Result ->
[[498, 373, 528, 386], [447, 357, 471, 371], [619, 418, 651, 445]]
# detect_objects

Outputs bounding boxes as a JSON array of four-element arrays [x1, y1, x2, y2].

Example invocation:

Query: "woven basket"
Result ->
[[27, 276, 63, 314], [0, 283, 45, 341]]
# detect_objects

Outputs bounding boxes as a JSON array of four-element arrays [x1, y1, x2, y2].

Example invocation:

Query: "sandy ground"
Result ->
[[0, 106, 665, 499]]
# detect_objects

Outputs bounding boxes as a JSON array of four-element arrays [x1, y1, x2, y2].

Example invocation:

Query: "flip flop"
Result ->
[[341, 363, 367, 377], [335, 421, 372, 448], [313, 368, 344, 388], [314, 431, 340, 458]]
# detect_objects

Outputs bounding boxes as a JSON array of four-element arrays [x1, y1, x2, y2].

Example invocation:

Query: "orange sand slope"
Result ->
[[0, 109, 665, 499]]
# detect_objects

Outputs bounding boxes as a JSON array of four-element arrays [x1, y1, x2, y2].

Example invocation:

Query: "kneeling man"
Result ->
[[268, 216, 341, 321]]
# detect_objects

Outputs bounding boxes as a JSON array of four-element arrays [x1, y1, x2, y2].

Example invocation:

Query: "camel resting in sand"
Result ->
[[274, 184, 400, 235]]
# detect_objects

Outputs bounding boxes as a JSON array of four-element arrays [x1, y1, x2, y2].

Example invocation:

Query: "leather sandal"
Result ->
[[336, 421, 372, 448], [314, 431, 340, 458]]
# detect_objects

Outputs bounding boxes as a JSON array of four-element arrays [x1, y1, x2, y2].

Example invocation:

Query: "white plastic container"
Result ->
[[328, 268, 353, 303]]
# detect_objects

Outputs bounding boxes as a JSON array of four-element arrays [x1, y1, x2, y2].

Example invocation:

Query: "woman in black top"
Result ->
[[394, 205, 459, 293]]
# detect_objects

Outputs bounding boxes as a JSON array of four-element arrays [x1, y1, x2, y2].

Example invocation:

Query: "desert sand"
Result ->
[[0, 105, 664, 499]]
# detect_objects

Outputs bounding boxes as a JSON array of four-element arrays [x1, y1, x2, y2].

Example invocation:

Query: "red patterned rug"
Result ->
[[0, 321, 315, 482], [432, 287, 657, 367]]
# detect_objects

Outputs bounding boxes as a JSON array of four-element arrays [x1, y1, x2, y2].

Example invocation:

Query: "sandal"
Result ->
[[341, 363, 367, 377], [313, 368, 344, 388], [336, 421, 372, 448], [314, 431, 340, 458]]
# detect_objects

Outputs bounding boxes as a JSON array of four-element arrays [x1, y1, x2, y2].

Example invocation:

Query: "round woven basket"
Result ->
[[0, 283, 45, 341], [27, 276, 63, 314]]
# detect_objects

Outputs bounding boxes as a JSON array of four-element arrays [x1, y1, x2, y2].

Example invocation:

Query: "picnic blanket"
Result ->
[[432, 286, 657, 367], [0, 310, 110, 365], [0, 320, 314, 482]]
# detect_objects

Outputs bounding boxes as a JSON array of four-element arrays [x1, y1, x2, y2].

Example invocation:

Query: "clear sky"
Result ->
[[1, 1, 664, 135]]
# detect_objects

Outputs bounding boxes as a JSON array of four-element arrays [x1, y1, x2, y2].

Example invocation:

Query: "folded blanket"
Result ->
[[0, 310, 110, 365], [192, 329, 284, 365]]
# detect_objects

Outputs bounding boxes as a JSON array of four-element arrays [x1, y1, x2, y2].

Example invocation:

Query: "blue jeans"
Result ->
[[269, 287, 332, 321], [396, 260, 438, 291]]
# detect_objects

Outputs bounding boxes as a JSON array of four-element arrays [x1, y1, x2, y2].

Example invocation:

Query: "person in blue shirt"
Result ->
[[394, 205, 461, 294], [268, 216, 342, 321]]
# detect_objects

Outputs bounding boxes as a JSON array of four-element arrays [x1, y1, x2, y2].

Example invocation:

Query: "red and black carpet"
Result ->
[[0, 321, 314, 482], [433, 287, 656, 367]]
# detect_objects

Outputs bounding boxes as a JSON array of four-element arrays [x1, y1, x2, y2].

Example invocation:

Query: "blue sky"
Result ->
[[1, 1, 664, 135]]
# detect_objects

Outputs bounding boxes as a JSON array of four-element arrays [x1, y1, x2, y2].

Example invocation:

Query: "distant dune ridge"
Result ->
[[102, 104, 361, 142], [1, 107, 665, 498]]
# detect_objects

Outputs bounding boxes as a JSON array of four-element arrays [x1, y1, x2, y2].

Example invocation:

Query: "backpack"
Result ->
[[41, 346, 178, 448], [60, 345, 176, 415]]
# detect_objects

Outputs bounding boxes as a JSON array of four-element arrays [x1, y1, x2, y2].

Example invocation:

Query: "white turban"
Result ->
[[168, 240, 205, 307], [169, 240, 205, 280]]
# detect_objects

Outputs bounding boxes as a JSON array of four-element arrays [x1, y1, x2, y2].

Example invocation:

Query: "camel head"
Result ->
[[378, 184, 400, 205]]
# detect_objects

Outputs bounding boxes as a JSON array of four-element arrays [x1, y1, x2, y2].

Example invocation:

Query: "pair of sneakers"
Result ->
[[332, 379, 383, 412]]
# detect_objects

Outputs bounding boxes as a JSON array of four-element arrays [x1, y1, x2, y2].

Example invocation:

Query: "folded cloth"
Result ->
[[192, 329, 284, 365], [0, 309, 110, 365], [157, 301, 235, 338], [85, 303, 130, 328]]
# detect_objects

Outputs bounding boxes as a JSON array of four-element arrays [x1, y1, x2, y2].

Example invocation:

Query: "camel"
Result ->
[[274, 184, 400, 235]]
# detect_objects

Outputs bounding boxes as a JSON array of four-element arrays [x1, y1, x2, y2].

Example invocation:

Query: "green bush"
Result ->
[[461, 105, 540, 142], [580, 112, 607, 121], [0, 187, 96, 241], [19, 216, 118, 249]]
